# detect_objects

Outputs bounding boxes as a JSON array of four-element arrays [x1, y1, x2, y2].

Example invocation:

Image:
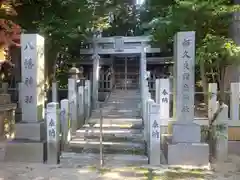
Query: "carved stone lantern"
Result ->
[[69, 64, 85, 86], [69, 63, 80, 79]]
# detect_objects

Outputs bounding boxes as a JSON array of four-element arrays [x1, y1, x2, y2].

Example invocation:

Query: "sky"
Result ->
[[136, 0, 145, 5]]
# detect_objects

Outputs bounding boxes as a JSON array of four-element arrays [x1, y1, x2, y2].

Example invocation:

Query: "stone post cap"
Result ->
[[147, 99, 154, 103], [69, 63, 80, 75], [47, 102, 59, 112], [60, 99, 69, 103]]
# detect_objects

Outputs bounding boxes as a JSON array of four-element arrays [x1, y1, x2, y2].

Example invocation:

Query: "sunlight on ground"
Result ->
[[86, 165, 212, 179]]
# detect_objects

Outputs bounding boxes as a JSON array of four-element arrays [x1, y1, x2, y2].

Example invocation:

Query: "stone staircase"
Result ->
[[67, 90, 148, 165]]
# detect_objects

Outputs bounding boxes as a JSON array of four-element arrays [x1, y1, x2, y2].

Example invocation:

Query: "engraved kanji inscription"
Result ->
[[183, 73, 190, 80], [24, 77, 33, 86], [24, 42, 34, 50], [181, 105, 190, 112], [152, 130, 160, 139], [162, 89, 168, 95], [182, 51, 190, 58], [152, 120, 159, 128], [183, 84, 189, 91], [24, 58, 34, 69], [49, 119, 55, 127], [184, 61, 189, 70], [162, 97, 168, 103], [182, 39, 190, 46], [48, 129, 56, 138], [183, 94, 189, 100], [24, 96, 33, 104]]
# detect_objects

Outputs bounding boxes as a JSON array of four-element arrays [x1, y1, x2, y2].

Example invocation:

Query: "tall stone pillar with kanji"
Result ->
[[165, 31, 209, 166], [5, 34, 46, 162]]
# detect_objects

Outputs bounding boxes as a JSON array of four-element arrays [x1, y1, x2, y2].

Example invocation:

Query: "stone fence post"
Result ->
[[60, 99, 70, 150], [145, 99, 154, 144], [68, 78, 77, 132], [52, 82, 58, 102], [156, 78, 170, 135], [208, 83, 217, 120], [149, 103, 161, 165], [230, 83, 240, 121], [46, 102, 60, 164], [78, 85, 84, 127], [85, 80, 91, 119]]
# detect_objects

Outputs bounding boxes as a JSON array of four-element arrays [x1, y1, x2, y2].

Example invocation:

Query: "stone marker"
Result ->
[[5, 34, 46, 163], [140, 46, 147, 117], [208, 83, 218, 120], [68, 78, 77, 132], [60, 99, 70, 150], [144, 98, 153, 142], [78, 85, 84, 127], [155, 78, 170, 136], [149, 103, 161, 165], [166, 31, 209, 166], [230, 83, 239, 121], [155, 79, 160, 103], [147, 99, 154, 146], [159, 78, 170, 126], [52, 82, 58, 102], [174, 32, 195, 122], [21, 34, 45, 122], [85, 80, 91, 119], [46, 102, 60, 164]]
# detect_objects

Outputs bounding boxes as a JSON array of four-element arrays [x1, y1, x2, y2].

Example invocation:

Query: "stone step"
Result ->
[[83, 123, 143, 129], [109, 96, 140, 99], [108, 97, 141, 99], [60, 152, 148, 166], [68, 138, 145, 155], [90, 114, 141, 119], [85, 118, 143, 129], [75, 128, 143, 142], [91, 109, 141, 114]]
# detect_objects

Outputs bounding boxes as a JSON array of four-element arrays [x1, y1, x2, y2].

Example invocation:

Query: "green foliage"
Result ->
[[13, 0, 114, 84], [141, 0, 240, 95], [145, 0, 239, 45], [102, 1, 143, 36], [197, 34, 240, 73]]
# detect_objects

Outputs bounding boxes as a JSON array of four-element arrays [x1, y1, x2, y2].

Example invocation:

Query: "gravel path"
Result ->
[[0, 154, 240, 180]]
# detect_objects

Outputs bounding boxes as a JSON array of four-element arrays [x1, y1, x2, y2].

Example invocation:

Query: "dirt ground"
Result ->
[[0, 154, 240, 180]]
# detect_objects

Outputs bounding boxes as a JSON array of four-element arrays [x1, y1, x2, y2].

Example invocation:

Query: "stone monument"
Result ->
[[46, 102, 60, 164], [149, 103, 161, 165], [164, 31, 209, 166], [68, 64, 80, 132], [5, 34, 46, 162], [0, 83, 17, 161], [155, 78, 170, 135]]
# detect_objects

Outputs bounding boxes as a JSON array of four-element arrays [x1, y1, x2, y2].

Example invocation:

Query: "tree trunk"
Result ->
[[200, 59, 208, 107], [207, 101, 224, 163], [45, 41, 59, 87]]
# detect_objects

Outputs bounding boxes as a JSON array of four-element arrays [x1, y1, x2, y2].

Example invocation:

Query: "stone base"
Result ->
[[5, 139, 47, 163], [0, 142, 6, 161], [172, 122, 201, 143], [15, 108, 22, 123], [228, 141, 240, 155], [15, 121, 45, 141], [166, 143, 209, 166]]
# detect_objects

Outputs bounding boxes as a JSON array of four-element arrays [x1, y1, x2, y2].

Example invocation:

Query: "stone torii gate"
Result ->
[[80, 36, 161, 109]]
